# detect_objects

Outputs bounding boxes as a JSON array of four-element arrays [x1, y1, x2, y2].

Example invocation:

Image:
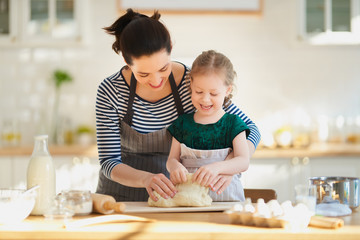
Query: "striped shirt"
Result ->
[[95, 63, 261, 179]]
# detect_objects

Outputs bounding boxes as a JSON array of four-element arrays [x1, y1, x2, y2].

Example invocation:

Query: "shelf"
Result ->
[[1, 143, 360, 159], [253, 143, 360, 159], [0, 145, 98, 158]]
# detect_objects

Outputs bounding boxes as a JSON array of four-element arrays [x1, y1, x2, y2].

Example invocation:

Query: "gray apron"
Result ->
[[96, 73, 184, 201], [180, 143, 245, 202]]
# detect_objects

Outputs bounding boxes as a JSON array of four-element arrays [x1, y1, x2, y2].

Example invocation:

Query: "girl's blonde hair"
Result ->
[[190, 50, 236, 107]]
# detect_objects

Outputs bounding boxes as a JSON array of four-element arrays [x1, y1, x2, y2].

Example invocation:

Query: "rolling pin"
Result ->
[[309, 216, 344, 229], [91, 193, 126, 214]]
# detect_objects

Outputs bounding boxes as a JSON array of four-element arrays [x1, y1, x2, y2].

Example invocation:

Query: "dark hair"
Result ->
[[103, 9, 172, 65], [190, 50, 236, 107]]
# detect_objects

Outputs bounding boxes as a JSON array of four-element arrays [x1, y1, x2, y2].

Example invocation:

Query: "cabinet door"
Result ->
[[55, 156, 100, 193], [12, 157, 29, 189], [299, 0, 360, 45], [242, 158, 293, 203], [10, 156, 100, 193], [0, 157, 12, 188], [21, 0, 84, 44], [246, 156, 360, 203], [0, 0, 87, 45], [304, 157, 360, 179], [0, 0, 17, 43]]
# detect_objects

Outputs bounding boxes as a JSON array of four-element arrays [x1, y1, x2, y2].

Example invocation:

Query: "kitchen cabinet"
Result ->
[[242, 158, 293, 203], [119, 0, 262, 14], [303, 157, 360, 181], [0, 0, 17, 43], [0, 157, 12, 188], [0, 0, 87, 46], [298, 0, 360, 45], [243, 156, 360, 203]]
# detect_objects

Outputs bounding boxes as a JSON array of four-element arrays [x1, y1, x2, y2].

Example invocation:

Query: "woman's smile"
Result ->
[[149, 79, 164, 89]]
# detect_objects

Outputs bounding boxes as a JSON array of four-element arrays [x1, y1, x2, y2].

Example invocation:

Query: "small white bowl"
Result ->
[[0, 189, 36, 224]]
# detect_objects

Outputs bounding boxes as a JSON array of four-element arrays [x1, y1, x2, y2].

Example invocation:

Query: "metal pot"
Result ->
[[309, 176, 359, 209]]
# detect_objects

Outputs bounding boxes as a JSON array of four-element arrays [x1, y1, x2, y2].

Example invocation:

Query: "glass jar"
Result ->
[[61, 190, 92, 215], [1, 119, 21, 147]]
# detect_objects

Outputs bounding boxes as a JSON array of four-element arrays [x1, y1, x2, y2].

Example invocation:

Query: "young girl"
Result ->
[[166, 50, 250, 201]]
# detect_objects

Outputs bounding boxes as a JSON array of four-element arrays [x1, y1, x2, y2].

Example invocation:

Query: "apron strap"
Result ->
[[123, 73, 137, 126], [123, 72, 184, 126], [169, 72, 184, 116]]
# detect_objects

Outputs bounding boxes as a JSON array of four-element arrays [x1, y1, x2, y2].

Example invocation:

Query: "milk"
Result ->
[[27, 135, 56, 215]]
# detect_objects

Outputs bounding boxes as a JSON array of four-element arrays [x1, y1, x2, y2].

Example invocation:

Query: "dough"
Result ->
[[148, 173, 212, 207]]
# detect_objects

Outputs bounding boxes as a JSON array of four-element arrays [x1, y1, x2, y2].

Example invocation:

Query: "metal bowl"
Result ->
[[0, 189, 36, 224], [309, 176, 359, 209]]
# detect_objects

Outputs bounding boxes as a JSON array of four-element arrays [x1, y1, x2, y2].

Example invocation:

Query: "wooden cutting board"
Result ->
[[121, 201, 239, 213]]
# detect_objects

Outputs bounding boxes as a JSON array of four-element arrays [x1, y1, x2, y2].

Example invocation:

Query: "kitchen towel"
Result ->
[[315, 196, 352, 217]]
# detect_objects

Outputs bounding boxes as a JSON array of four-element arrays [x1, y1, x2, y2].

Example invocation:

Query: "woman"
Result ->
[[95, 9, 261, 202]]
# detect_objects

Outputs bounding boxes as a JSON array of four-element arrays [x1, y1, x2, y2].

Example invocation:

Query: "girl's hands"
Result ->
[[167, 137, 188, 184], [192, 163, 219, 187], [144, 173, 177, 202], [169, 165, 189, 185]]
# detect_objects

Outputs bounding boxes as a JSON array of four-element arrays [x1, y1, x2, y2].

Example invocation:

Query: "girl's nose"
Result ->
[[202, 93, 210, 102]]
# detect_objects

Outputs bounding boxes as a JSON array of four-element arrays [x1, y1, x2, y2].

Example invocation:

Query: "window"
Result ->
[[0, 0, 10, 35], [24, 0, 79, 40], [299, 0, 360, 45], [15, 0, 85, 45], [0, 0, 17, 42], [0, 0, 85, 45]]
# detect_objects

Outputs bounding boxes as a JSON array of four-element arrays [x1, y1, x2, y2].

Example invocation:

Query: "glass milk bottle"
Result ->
[[27, 135, 56, 215]]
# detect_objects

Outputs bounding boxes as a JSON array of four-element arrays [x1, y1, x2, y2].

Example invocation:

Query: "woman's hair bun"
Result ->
[[103, 9, 149, 54], [103, 8, 171, 64]]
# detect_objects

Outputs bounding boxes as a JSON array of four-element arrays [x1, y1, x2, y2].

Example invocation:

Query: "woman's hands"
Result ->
[[144, 173, 177, 202], [193, 166, 233, 195], [209, 174, 233, 194], [110, 164, 178, 202], [193, 164, 233, 194]]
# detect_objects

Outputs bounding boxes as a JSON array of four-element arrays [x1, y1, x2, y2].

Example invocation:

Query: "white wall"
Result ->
[[1, 0, 360, 145]]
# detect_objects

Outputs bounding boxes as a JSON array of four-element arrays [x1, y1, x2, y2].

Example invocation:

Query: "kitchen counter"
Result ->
[[0, 211, 359, 240], [1, 143, 360, 158]]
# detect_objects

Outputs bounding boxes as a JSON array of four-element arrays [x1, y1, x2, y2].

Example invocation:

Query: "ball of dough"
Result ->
[[148, 173, 212, 207]]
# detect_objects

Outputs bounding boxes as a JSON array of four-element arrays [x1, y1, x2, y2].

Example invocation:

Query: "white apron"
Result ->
[[180, 143, 245, 202]]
